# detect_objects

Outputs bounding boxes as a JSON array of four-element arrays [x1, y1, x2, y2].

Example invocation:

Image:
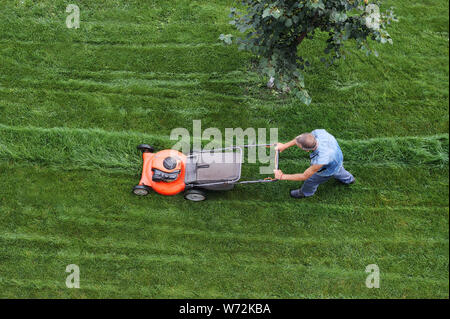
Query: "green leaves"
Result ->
[[223, 0, 397, 105], [331, 11, 348, 23], [218, 33, 233, 45], [285, 18, 293, 27], [296, 90, 312, 106], [309, 0, 325, 10], [262, 7, 283, 19]]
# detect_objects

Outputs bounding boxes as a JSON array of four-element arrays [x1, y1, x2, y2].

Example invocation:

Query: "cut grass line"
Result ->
[[0, 232, 191, 256], [0, 73, 256, 87], [0, 39, 225, 49], [0, 59, 256, 81], [0, 278, 137, 296], [0, 82, 248, 102], [1, 42, 251, 74], [1, 247, 193, 264], [0, 84, 246, 105], [59, 69, 259, 82], [1, 230, 447, 251], [8, 198, 447, 219], [185, 199, 450, 213]]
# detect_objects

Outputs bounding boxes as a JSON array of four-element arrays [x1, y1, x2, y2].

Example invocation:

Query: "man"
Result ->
[[274, 129, 355, 198]]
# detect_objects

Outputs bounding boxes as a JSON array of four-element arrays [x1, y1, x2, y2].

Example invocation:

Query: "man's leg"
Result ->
[[333, 166, 355, 184], [291, 173, 332, 198]]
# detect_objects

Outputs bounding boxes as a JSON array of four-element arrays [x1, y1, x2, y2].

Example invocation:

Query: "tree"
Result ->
[[220, 0, 397, 105]]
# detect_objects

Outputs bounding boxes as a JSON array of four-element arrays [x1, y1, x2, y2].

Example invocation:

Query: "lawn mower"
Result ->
[[132, 144, 279, 201]]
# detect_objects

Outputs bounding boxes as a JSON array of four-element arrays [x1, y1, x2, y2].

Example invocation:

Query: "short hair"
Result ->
[[295, 133, 317, 150]]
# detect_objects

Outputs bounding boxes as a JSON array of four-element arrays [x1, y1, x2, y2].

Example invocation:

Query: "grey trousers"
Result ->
[[300, 166, 354, 197]]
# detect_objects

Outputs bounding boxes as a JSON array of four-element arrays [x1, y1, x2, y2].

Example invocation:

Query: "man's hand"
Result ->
[[273, 165, 324, 182], [274, 169, 283, 180], [275, 143, 286, 152]]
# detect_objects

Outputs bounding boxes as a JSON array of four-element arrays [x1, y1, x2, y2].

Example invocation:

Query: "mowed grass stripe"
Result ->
[[2, 206, 448, 245], [0, 164, 447, 234], [0, 81, 247, 103], [1, 206, 448, 254], [0, 233, 449, 279], [1, 244, 448, 298], [0, 72, 256, 91], [1, 242, 447, 282], [1, 265, 447, 299], [0, 24, 230, 46], [55, 69, 260, 82], [1, 231, 448, 282], [0, 0, 235, 44], [0, 74, 446, 139], [0, 278, 155, 298], [0, 86, 446, 139], [0, 42, 250, 74], [0, 39, 229, 48], [0, 165, 447, 244], [1, 178, 447, 240], [5, 200, 448, 235]]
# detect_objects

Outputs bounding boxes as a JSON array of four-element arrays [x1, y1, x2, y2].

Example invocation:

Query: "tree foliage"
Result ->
[[220, 0, 397, 104]]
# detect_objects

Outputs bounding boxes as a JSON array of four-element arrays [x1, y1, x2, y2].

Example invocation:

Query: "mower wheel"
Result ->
[[184, 189, 206, 202], [133, 185, 151, 196], [137, 144, 154, 153]]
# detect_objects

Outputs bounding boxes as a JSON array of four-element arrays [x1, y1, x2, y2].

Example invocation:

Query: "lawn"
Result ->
[[0, 0, 448, 298]]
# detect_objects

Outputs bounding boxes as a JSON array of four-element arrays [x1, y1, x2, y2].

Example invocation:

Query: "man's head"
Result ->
[[295, 133, 317, 151]]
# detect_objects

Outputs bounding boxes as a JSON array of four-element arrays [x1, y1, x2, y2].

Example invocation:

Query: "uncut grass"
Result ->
[[0, 125, 447, 170], [0, 164, 448, 298], [0, 0, 448, 139]]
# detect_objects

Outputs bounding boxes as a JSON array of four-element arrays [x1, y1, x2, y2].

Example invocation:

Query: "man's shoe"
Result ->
[[290, 189, 306, 199], [339, 178, 355, 185]]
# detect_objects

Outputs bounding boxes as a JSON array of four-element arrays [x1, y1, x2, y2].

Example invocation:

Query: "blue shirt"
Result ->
[[309, 129, 343, 176]]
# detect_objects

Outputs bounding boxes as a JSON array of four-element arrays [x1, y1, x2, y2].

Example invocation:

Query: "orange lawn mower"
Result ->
[[132, 144, 280, 201]]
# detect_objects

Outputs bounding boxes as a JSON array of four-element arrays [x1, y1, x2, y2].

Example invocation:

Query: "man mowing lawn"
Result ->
[[274, 129, 355, 198]]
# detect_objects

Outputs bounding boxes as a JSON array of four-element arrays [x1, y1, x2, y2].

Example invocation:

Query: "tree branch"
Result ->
[[297, 32, 307, 45], [297, 12, 320, 45]]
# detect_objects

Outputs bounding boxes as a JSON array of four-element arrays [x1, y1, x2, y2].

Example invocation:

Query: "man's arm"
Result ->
[[274, 164, 323, 181], [275, 139, 297, 152]]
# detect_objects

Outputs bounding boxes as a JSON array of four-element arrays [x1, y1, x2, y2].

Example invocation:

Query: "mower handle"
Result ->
[[274, 147, 279, 171]]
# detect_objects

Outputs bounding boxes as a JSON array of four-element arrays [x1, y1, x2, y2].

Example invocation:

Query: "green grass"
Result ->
[[0, 0, 448, 298]]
